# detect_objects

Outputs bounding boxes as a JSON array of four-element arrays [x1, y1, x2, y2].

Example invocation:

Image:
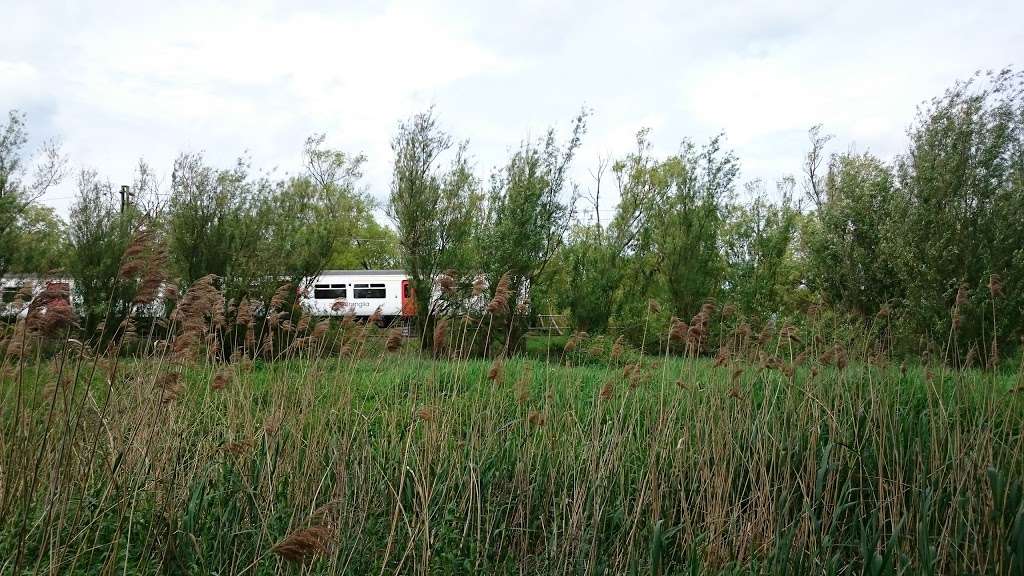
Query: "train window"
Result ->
[[313, 284, 346, 299], [2, 287, 18, 303], [353, 283, 386, 299]]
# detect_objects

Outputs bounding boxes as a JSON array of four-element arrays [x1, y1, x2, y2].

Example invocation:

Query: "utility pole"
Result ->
[[119, 185, 134, 213]]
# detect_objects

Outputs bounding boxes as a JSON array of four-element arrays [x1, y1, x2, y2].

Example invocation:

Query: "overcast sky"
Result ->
[[2, 0, 1021, 221]]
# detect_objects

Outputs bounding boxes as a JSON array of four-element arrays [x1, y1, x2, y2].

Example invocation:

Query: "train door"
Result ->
[[401, 280, 416, 317]]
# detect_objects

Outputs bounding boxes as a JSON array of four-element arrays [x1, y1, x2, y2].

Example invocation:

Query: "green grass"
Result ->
[[2, 344, 1023, 574]]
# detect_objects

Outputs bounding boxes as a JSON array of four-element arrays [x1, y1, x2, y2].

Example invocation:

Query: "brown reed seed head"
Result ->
[[486, 272, 511, 315], [309, 501, 343, 528], [271, 526, 335, 563], [528, 410, 546, 426], [472, 275, 486, 296], [340, 312, 356, 330], [119, 230, 173, 306], [439, 270, 457, 295], [270, 283, 292, 311], [24, 282, 74, 337], [224, 441, 252, 456], [235, 298, 252, 325], [647, 299, 661, 314], [211, 369, 230, 390], [385, 328, 403, 352], [117, 229, 151, 279], [297, 312, 310, 333], [609, 335, 624, 360], [368, 306, 383, 324], [669, 317, 688, 342], [736, 323, 752, 338], [955, 282, 969, 308], [701, 299, 717, 317], [157, 372, 185, 403], [487, 358, 503, 382], [988, 273, 1004, 298], [563, 334, 578, 354], [834, 345, 848, 370], [432, 318, 449, 356], [730, 365, 744, 384], [818, 348, 835, 366], [311, 320, 329, 341]]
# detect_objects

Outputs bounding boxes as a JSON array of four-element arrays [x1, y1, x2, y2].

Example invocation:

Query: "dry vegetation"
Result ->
[[2, 256, 1024, 575]]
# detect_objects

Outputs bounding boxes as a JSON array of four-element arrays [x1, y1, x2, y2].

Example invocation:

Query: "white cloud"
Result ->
[[0, 61, 43, 103], [3, 0, 1022, 217]]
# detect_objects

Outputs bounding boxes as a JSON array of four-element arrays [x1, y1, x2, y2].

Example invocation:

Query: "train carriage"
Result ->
[[300, 269, 415, 322], [3, 270, 419, 322], [1, 274, 73, 319]]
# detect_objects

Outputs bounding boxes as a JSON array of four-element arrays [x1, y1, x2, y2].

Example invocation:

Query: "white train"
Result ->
[[2, 270, 416, 321], [1, 274, 73, 318], [301, 270, 415, 320]]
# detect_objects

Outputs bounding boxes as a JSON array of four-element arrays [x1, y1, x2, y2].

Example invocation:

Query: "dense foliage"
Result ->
[[0, 110, 66, 279], [2, 69, 1023, 359]]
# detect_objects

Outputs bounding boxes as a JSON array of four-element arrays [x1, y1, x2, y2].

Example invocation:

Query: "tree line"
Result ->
[[2, 68, 1021, 360]]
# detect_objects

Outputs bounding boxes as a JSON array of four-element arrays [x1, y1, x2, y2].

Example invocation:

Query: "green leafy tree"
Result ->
[[553, 156, 623, 332], [6, 203, 66, 273], [722, 178, 801, 318], [0, 110, 67, 277], [67, 169, 138, 338], [327, 216, 400, 270], [303, 133, 399, 271], [891, 69, 1024, 352], [166, 136, 366, 303], [652, 136, 737, 316], [259, 134, 368, 294], [802, 145, 901, 318], [388, 109, 480, 336], [477, 111, 587, 339], [557, 223, 622, 332], [606, 132, 737, 346], [167, 153, 256, 293]]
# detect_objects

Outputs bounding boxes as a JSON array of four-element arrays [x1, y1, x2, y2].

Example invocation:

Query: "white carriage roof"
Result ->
[[317, 270, 407, 276], [2, 273, 70, 281]]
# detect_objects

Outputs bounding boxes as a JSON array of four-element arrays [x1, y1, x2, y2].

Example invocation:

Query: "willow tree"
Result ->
[[891, 68, 1024, 353], [0, 110, 67, 278], [388, 109, 479, 339], [477, 111, 587, 338]]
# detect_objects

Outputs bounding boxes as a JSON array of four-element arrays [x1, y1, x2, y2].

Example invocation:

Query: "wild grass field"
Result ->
[[2, 301, 1024, 575]]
